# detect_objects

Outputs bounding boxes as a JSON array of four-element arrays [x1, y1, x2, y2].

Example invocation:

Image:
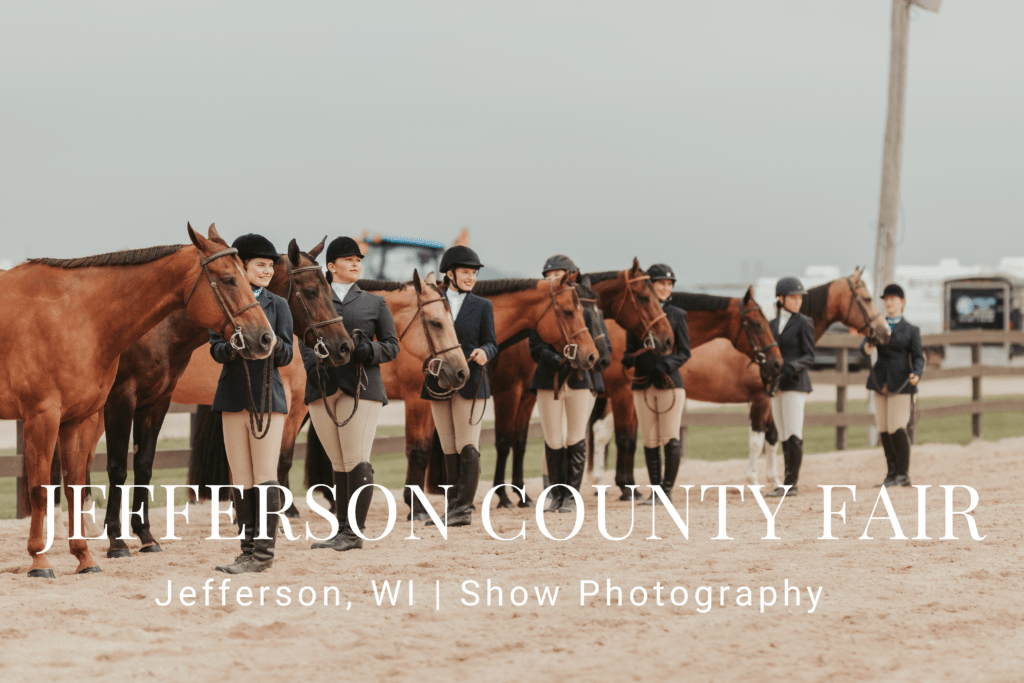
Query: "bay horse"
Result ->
[[190, 271, 470, 509], [0, 224, 274, 577], [588, 286, 784, 500], [486, 279, 613, 509], [99, 237, 354, 558]]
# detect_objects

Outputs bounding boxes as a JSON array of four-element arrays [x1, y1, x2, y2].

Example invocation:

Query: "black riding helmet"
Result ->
[[647, 263, 677, 282], [326, 236, 363, 263], [881, 283, 905, 299], [775, 276, 807, 297], [232, 234, 281, 264], [440, 245, 483, 273], [542, 254, 577, 276]]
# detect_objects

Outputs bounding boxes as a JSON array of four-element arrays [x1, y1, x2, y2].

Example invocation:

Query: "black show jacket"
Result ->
[[210, 287, 294, 414], [623, 301, 690, 391], [771, 310, 815, 393], [421, 292, 498, 401], [863, 317, 925, 395]]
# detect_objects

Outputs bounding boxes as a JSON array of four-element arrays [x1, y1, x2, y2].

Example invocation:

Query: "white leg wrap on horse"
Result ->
[[747, 429, 765, 485], [591, 413, 614, 483], [764, 439, 782, 488]]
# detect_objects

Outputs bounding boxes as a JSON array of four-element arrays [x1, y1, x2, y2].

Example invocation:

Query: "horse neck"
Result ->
[[589, 274, 626, 320], [486, 286, 552, 343], [815, 280, 847, 340], [685, 301, 739, 348], [383, 287, 429, 357], [84, 247, 200, 367]]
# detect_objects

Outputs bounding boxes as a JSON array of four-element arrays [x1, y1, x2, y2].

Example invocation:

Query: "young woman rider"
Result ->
[[422, 246, 497, 527], [213, 233, 294, 574], [766, 277, 815, 498], [530, 255, 603, 514], [622, 264, 690, 506], [862, 283, 924, 487], [306, 236, 400, 552]]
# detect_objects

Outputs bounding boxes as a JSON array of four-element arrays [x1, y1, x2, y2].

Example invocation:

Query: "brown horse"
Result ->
[[0, 224, 274, 577], [486, 279, 613, 508], [189, 271, 470, 508], [621, 268, 889, 488], [588, 286, 784, 499], [486, 264, 680, 509], [99, 237, 354, 558]]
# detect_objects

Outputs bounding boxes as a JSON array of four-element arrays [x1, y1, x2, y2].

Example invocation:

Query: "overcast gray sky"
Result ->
[[1, 1, 1020, 284]]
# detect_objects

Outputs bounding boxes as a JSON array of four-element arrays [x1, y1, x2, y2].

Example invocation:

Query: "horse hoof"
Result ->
[[496, 499, 514, 509], [139, 544, 162, 554], [76, 566, 102, 575], [284, 508, 301, 520], [107, 548, 132, 559], [517, 498, 536, 509], [412, 511, 432, 522], [27, 568, 56, 579]]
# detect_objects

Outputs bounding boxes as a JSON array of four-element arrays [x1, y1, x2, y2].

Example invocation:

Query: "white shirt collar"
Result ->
[[332, 282, 354, 302], [778, 308, 793, 330], [446, 288, 467, 321]]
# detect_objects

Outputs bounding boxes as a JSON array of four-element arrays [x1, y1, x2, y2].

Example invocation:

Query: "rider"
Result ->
[[766, 276, 815, 498], [212, 233, 294, 574], [422, 246, 497, 527], [622, 264, 690, 506], [862, 283, 923, 487], [306, 236, 400, 552], [531, 255, 602, 514]]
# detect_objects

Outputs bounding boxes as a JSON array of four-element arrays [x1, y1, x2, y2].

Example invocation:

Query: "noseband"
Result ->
[[845, 276, 885, 342], [397, 291, 462, 378], [184, 247, 259, 350], [284, 260, 346, 359], [614, 271, 668, 350]]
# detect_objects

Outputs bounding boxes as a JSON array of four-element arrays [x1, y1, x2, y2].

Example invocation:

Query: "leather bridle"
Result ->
[[397, 289, 463, 378], [184, 247, 259, 351], [845, 276, 885, 342], [613, 271, 667, 351], [538, 278, 591, 363], [735, 302, 779, 369], [284, 259, 346, 360]]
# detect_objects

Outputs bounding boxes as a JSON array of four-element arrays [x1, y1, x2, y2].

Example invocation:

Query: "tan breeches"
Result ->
[[633, 388, 685, 448], [222, 411, 286, 489], [537, 388, 592, 449], [308, 392, 383, 472], [874, 393, 912, 433], [432, 395, 485, 453]]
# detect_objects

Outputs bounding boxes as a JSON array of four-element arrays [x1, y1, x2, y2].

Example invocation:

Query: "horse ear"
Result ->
[[309, 236, 326, 260], [412, 269, 423, 294], [744, 285, 754, 303], [188, 222, 209, 251], [425, 271, 437, 286], [288, 239, 301, 267], [565, 269, 579, 285], [207, 223, 222, 242], [631, 257, 641, 274]]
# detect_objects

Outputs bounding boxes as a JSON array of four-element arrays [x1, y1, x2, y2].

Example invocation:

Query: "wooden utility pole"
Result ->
[[870, 0, 940, 445]]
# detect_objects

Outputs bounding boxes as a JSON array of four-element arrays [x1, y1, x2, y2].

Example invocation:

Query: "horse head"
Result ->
[[409, 270, 470, 390], [740, 286, 784, 396]]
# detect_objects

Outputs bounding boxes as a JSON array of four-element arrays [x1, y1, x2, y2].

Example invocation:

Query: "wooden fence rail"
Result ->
[[4, 330, 1024, 518]]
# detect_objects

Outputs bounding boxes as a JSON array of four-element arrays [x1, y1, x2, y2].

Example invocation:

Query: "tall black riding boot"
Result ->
[[448, 446, 481, 527], [333, 462, 373, 550], [639, 446, 662, 506], [766, 437, 801, 497], [876, 433, 897, 487], [660, 438, 682, 502], [426, 452, 459, 526], [892, 428, 912, 487], [312, 470, 350, 549], [558, 439, 587, 514], [543, 445, 566, 513], [218, 482, 280, 573], [216, 487, 255, 571]]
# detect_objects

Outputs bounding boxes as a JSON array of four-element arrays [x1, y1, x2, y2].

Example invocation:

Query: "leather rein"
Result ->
[[184, 247, 259, 350]]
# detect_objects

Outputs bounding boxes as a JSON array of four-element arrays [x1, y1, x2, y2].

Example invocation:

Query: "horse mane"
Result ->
[[670, 292, 731, 312], [582, 271, 620, 285], [575, 282, 599, 301], [356, 279, 409, 292], [29, 244, 185, 269], [801, 281, 831, 322], [471, 278, 541, 296]]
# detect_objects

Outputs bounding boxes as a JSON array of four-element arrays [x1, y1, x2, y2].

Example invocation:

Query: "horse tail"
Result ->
[[303, 420, 335, 497], [187, 406, 231, 501], [423, 430, 447, 495]]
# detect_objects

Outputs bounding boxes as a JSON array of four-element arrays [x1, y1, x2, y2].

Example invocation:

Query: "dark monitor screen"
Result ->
[[947, 286, 1006, 330]]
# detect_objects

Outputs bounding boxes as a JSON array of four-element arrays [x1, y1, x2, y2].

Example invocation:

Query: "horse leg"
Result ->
[[757, 399, 782, 489], [58, 412, 103, 574], [403, 399, 436, 521], [614, 428, 640, 500], [492, 432, 514, 509], [103, 395, 135, 558], [511, 423, 534, 507], [131, 399, 171, 553], [23, 410, 62, 577], [591, 411, 614, 489], [277, 404, 307, 519], [746, 428, 765, 486]]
